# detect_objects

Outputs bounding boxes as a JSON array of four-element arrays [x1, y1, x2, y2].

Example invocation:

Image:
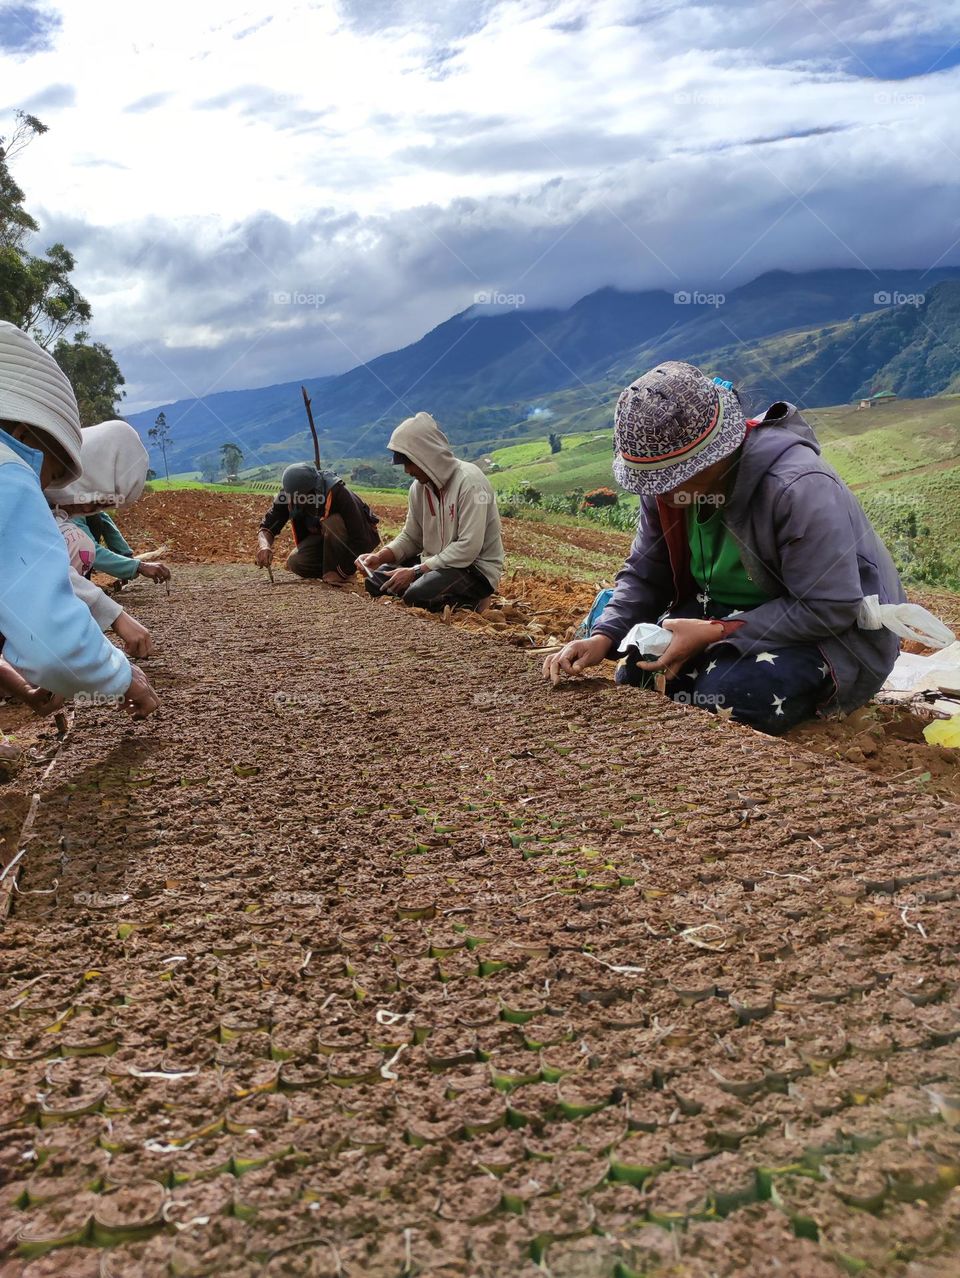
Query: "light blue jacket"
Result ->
[[0, 430, 131, 697]]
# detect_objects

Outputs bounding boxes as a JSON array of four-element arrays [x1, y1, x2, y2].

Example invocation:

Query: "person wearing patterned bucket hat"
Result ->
[[0, 321, 158, 717], [544, 361, 905, 734]]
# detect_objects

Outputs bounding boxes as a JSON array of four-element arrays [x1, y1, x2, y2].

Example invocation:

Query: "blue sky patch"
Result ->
[[0, 3, 61, 55]]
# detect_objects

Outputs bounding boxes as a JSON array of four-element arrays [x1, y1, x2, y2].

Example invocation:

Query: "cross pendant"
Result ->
[[696, 590, 710, 609]]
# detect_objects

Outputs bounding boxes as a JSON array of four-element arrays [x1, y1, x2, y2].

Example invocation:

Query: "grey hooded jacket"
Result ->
[[386, 412, 504, 590], [592, 402, 905, 715]]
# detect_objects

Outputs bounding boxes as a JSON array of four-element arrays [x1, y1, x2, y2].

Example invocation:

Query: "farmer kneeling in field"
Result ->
[[47, 420, 170, 588], [357, 411, 504, 611], [0, 321, 159, 718], [47, 419, 158, 659], [543, 361, 904, 735], [256, 463, 380, 584]]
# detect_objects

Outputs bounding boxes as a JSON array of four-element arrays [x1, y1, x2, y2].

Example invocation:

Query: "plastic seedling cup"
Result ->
[[395, 901, 437, 922], [525, 1198, 596, 1263], [1, 1034, 55, 1066], [522, 1021, 574, 1052], [799, 1032, 848, 1073], [460, 1092, 508, 1138], [832, 1174, 888, 1213], [489, 1063, 542, 1095], [539, 1044, 588, 1085], [698, 1152, 759, 1216], [15, 1194, 96, 1258], [326, 1053, 385, 1087], [436, 950, 480, 982], [455, 997, 502, 1028], [428, 936, 465, 959], [37, 1082, 108, 1127], [608, 1135, 672, 1187], [554, 1079, 612, 1120], [754, 1161, 821, 1201], [437, 1175, 503, 1225], [61, 1034, 118, 1059], [170, 1150, 235, 1187], [230, 1140, 295, 1177], [277, 1058, 327, 1090], [499, 1002, 543, 1026], [885, 1152, 958, 1203], [769, 1177, 830, 1241], [424, 1032, 478, 1071], [708, 1064, 768, 1100], [91, 1181, 167, 1245]]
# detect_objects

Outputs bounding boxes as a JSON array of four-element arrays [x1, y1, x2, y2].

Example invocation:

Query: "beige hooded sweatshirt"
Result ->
[[386, 412, 504, 590]]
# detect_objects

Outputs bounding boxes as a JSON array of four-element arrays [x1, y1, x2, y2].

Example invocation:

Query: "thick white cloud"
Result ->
[[2, 0, 959, 407]]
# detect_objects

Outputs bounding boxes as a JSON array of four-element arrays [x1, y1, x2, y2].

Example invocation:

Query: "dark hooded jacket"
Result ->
[[592, 402, 905, 715], [260, 466, 379, 553]]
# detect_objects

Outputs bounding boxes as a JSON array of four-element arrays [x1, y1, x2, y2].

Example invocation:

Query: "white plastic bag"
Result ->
[[617, 622, 673, 657], [857, 596, 955, 650]]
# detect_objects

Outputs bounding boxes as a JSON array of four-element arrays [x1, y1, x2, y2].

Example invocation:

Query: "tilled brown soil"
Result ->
[[116, 491, 960, 803], [1, 566, 959, 1277]]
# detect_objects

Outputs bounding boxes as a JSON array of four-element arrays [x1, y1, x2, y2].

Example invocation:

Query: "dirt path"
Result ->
[[1, 567, 959, 1275]]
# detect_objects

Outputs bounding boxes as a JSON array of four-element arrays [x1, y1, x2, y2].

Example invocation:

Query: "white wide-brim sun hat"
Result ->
[[0, 320, 83, 480]]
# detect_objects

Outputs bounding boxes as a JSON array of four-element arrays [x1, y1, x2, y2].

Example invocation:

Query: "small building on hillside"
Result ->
[[857, 390, 899, 409]]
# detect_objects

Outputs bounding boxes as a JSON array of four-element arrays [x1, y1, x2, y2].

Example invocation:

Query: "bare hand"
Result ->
[[543, 635, 613, 687], [24, 687, 65, 717], [122, 664, 159, 719], [112, 611, 154, 659], [355, 551, 382, 576], [636, 617, 720, 680], [256, 545, 273, 568], [382, 566, 418, 595], [138, 561, 171, 583]]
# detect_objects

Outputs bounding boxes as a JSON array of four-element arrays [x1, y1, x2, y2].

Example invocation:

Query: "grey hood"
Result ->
[[388, 412, 458, 489]]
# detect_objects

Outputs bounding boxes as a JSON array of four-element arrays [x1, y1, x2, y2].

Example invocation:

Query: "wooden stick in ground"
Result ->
[[301, 385, 322, 469], [267, 564, 275, 585]]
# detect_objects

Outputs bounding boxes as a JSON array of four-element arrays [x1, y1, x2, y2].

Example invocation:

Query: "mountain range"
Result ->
[[126, 267, 960, 476]]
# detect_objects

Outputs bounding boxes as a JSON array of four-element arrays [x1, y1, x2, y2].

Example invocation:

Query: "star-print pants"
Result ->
[[614, 598, 832, 735]]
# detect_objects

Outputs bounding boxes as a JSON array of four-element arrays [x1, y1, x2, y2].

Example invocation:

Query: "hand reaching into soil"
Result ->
[[137, 561, 171, 583], [23, 686, 65, 717], [112, 611, 154, 659], [256, 528, 275, 569], [635, 617, 721, 681], [0, 658, 64, 716], [543, 634, 613, 686], [122, 664, 159, 719]]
